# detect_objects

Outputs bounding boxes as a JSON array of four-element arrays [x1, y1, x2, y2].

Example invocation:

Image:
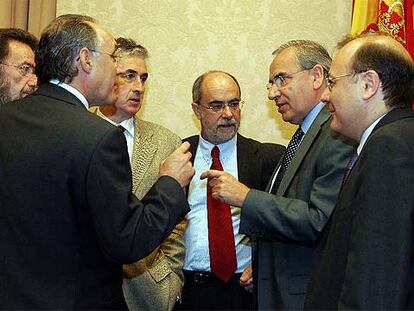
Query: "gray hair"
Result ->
[[35, 14, 99, 84], [115, 37, 148, 59], [273, 40, 331, 76]]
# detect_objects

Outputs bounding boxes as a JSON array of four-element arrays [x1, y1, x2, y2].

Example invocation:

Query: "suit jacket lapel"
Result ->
[[130, 118, 158, 193], [277, 107, 331, 195], [237, 134, 260, 186]]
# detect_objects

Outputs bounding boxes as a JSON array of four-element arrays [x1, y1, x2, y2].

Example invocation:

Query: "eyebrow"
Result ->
[[207, 98, 240, 104], [118, 69, 138, 74], [269, 71, 285, 82]]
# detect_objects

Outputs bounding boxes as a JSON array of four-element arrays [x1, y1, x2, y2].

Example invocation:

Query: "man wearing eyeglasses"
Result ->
[[0, 28, 38, 105], [176, 70, 285, 310], [201, 41, 355, 310], [305, 33, 414, 310], [90, 37, 186, 311]]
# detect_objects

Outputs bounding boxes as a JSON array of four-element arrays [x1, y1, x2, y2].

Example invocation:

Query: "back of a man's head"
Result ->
[[339, 33, 414, 108], [0, 28, 38, 63], [35, 14, 97, 85]]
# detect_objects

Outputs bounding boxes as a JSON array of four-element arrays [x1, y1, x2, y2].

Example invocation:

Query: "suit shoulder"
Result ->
[[138, 119, 181, 151], [140, 119, 180, 140], [182, 134, 198, 144], [238, 134, 286, 153]]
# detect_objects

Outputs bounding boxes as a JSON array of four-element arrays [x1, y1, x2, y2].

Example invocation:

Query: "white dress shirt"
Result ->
[[357, 114, 386, 155], [183, 134, 251, 273], [96, 113, 135, 161]]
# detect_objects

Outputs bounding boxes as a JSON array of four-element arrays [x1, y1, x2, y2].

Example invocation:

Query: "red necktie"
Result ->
[[207, 146, 237, 283]]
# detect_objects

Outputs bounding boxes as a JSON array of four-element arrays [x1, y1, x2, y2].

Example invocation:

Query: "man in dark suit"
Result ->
[[203, 41, 355, 310], [0, 14, 194, 309], [305, 33, 414, 310], [176, 70, 285, 310]]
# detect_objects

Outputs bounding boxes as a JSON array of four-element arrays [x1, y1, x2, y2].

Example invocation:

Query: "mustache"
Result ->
[[217, 119, 237, 127]]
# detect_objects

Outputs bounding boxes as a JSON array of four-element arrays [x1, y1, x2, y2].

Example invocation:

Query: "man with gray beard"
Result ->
[[0, 28, 37, 104], [177, 70, 285, 310]]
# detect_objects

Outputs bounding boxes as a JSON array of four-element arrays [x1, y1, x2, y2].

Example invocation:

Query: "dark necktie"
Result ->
[[117, 125, 126, 133], [207, 146, 237, 283], [341, 151, 358, 187], [270, 127, 304, 194]]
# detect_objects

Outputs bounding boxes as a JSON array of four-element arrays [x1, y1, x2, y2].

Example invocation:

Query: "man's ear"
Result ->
[[191, 102, 202, 120], [360, 70, 380, 100], [310, 64, 324, 90], [78, 47, 93, 73]]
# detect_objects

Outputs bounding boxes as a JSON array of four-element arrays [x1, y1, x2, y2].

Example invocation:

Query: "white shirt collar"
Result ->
[[96, 110, 135, 137], [118, 117, 135, 137], [357, 113, 387, 155], [49, 79, 89, 109], [198, 134, 237, 163]]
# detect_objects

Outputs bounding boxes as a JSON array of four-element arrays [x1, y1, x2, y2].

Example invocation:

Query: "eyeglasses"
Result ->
[[0, 62, 35, 76], [117, 71, 148, 84], [90, 49, 118, 62], [198, 100, 244, 113], [266, 69, 308, 90], [325, 72, 354, 91]]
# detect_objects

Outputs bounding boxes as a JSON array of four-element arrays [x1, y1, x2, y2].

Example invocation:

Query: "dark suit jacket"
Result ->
[[305, 108, 414, 310], [184, 134, 285, 191], [0, 83, 189, 309], [239, 107, 355, 310]]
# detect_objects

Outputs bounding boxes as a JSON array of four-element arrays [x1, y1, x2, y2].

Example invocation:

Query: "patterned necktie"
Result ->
[[207, 146, 237, 283], [271, 127, 305, 194]]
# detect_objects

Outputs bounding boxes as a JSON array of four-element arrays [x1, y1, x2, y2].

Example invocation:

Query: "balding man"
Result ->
[[305, 33, 414, 310], [177, 70, 285, 310]]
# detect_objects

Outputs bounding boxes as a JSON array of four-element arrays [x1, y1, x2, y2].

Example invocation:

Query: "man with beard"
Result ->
[[176, 70, 285, 310], [0, 28, 38, 104]]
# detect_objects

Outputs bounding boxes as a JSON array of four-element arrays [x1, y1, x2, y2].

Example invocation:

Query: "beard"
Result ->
[[0, 75, 11, 105]]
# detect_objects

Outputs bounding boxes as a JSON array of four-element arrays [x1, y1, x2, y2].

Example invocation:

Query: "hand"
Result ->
[[239, 266, 254, 293], [200, 170, 250, 207], [159, 142, 195, 188]]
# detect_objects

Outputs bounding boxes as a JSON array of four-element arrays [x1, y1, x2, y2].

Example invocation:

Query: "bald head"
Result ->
[[192, 70, 241, 103], [337, 33, 413, 108]]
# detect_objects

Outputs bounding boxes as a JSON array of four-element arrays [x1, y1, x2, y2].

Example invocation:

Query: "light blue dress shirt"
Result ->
[[269, 101, 325, 189]]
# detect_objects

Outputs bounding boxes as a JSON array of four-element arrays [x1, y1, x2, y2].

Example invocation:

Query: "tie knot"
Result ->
[[211, 146, 220, 159], [117, 125, 126, 133], [293, 127, 304, 141]]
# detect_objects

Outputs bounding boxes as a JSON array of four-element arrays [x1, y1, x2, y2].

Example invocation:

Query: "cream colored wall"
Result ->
[[57, 0, 352, 145]]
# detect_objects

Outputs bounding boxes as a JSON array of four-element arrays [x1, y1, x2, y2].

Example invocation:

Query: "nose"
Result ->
[[321, 87, 330, 104], [268, 84, 281, 101], [132, 78, 144, 93], [221, 104, 233, 119], [27, 74, 38, 88]]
